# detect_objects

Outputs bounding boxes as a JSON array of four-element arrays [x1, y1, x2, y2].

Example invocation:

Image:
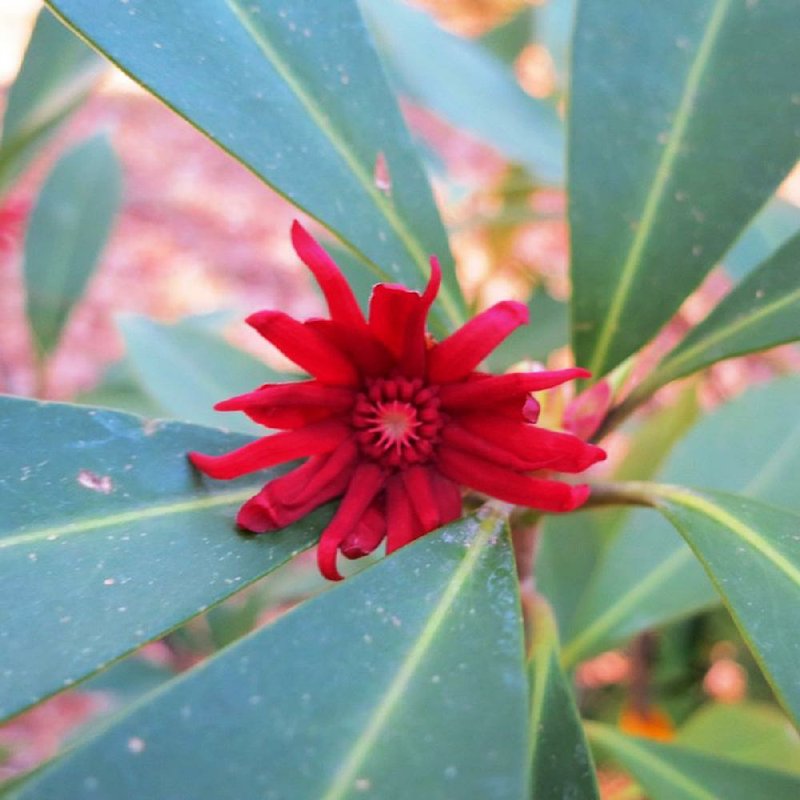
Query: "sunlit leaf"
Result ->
[[570, 0, 800, 379], [0, 397, 321, 722], [7, 514, 529, 800], [46, 0, 465, 333]]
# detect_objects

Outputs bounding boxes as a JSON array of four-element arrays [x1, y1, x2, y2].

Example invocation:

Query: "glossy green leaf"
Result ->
[[586, 723, 800, 800], [724, 197, 800, 281], [563, 376, 800, 665], [677, 703, 800, 775], [486, 289, 569, 371], [46, 0, 464, 333], [0, 9, 104, 193], [118, 315, 284, 434], [7, 514, 528, 800], [647, 486, 800, 726], [23, 134, 121, 357], [570, 0, 800, 379], [643, 231, 800, 392], [361, 0, 564, 183], [0, 397, 322, 722], [528, 599, 599, 799]]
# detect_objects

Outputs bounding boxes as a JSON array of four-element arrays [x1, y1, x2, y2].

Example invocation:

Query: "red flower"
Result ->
[[189, 223, 605, 580]]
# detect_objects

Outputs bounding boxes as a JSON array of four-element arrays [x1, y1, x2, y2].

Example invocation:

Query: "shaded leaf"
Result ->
[[645, 231, 800, 391], [0, 397, 321, 722], [362, 0, 564, 183], [76, 359, 163, 418], [677, 702, 800, 775], [528, 598, 599, 799], [570, 0, 800, 379], [586, 723, 800, 800], [479, 8, 536, 66], [563, 377, 800, 665], [0, 8, 104, 193], [7, 514, 529, 800], [46, 0, 465, 332], [23, 134, 121, 357], [118, 315, 283, 434]]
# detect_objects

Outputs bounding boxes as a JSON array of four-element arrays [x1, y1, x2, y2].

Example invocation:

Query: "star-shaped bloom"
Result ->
[[190, 223, 605, 580]]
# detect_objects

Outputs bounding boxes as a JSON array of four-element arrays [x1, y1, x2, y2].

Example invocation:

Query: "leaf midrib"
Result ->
[[587, 0, 732, 377], [0, 487, 253, 550], [319, 514, 502, 800], [224, 0, 463, 329]]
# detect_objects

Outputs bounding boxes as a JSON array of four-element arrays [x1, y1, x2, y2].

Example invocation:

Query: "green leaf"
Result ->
[[486, 289, 569, 371], [724, 197, 800, 282], [118, 314, 283, 434], [570, 0, 800, 379], [586, 723, 800, 800], [7, 514, 529, 800], [46, 0, 465, 333], [677, 702, 800, 775], [76, 359, 165, 418], [479, 8, 536, 66], [643, 231, 800, 392], [361, 0, 564, 183], [0, 9, 104, 193], [646, 486, 800, 726], [0, 397, 321, 722], [23, 134, 121, 357], [563, 376, 800, 665], [528, 599, 599, 799], [534, 0, 575, 90]]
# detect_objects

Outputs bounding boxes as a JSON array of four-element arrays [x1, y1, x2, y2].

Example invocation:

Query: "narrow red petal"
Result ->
[[438, 368, 589, 409], [282, 439, 359, 508], [368, 284, 420, 361], [305, 319, 394, 377], [385, 474, 424, 554], [188, 419, 349, 480], [340, 501, 386, 559], [291, 221, 366, 327], [430, 471, 463, 526], [427, 301, 529, 383], [237, 453, 354, 532], [400, 256, 441, 376], [317, 463, 386, 581], [215, 381, 355, 413], [441, 422, 555, 471], [246, 310, 359, 386], [456, 415, 606, 473], [401, 465, 440, 532], [437, 447, 590, 512], [243, 405, 341, 429]]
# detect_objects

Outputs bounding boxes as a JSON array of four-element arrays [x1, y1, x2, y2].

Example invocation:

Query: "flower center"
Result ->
[[352, 376, 442, 468]]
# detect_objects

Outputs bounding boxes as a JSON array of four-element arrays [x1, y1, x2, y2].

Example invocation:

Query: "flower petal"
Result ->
[[385, 474, 425, 554], [441, 422, 558, 471], [246, 310, 359, 385], [291, 221, 366, 327], [431, 472, 463, 526], [305, 319, 394, 377], [401, 465, 440, 531], [340, 500, 386, 559], [437, 446, 590, 512], [281, 439, 359, 508], [188, 419, 350, 480], [427, 301, 529, 383], [215, 381, 355, 430], [317, 463, 386, 581], [438, 368, 590, 410], [455, 415, 606, 473]]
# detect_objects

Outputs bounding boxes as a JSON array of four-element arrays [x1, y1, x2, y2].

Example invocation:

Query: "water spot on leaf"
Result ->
[[77, 470, 114, 494], [127, 736, 146, 754]]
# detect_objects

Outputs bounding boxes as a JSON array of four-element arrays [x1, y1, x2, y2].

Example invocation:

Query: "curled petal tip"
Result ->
[[507, 299, 529, 325], [568, 484, 591, 510], [317, 535, 344, 582]]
